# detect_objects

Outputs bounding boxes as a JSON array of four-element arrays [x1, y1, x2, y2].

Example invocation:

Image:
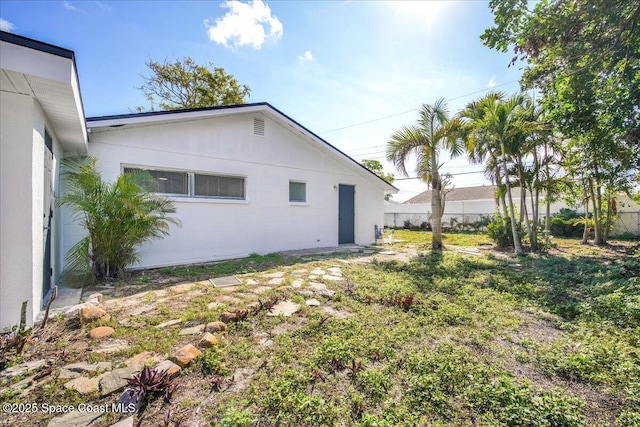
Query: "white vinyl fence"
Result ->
[[384, 199, 640, 237]]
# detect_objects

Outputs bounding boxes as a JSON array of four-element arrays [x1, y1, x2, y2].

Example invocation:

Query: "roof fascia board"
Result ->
[[86, 103, 270, 128]]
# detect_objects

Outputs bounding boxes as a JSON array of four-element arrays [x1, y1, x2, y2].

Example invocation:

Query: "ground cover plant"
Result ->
[[1, 231, 638, 426]]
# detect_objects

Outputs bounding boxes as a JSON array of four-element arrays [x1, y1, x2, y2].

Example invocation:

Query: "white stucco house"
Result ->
[[0, 31, 397, 329]]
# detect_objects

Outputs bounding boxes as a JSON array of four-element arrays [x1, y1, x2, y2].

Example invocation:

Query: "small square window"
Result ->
[[289, 181, 306, 202]]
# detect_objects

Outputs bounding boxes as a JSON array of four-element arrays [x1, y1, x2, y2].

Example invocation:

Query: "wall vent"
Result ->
[[253, 117, 265, 136]]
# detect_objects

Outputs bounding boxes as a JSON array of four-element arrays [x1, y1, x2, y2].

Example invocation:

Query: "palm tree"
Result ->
[[483, 94, 528, 255], [458, 92, 509, 218], [58, 157, 181, 280], [459, 93, 528, 256], [386, 99, 462, 251]]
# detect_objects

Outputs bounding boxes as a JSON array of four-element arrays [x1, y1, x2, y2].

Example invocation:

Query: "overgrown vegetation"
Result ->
[[3, 231, 638, 426]]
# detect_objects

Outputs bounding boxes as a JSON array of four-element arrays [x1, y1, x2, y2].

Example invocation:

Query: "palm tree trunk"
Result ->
[[532, 186, 540, 251], [545, 193, 551, 245], [520, 184, 526, 223], [431, 169, 443, 251], [544, 140, 551, 245], [501, 144, 524, 256]]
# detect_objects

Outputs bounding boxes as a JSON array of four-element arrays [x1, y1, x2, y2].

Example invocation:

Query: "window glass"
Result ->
[[289, 181, 306, 202], [124, 168, 188, 195], [195, 174, 245, 199]]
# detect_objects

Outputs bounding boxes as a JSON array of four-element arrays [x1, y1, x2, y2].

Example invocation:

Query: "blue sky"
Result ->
[[1, 1, 524, 201]]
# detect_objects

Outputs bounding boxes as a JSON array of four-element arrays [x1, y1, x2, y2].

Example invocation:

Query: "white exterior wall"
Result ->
[[1, 92, 34, 328], [64, 113, 386, 269], [0, 93, 60, 327]]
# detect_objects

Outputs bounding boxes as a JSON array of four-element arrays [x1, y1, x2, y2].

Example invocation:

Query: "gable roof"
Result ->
[[404, 185, 497, 204], [86, 103, 398, 193]]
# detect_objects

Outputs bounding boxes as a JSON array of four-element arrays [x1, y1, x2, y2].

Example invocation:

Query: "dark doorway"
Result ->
[[42, 130, 53, 300], [338, 184, 355, 244]]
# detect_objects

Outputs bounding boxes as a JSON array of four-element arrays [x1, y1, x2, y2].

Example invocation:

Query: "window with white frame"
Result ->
[[289, 181, 306, 202], [124, 167, 245, 200]]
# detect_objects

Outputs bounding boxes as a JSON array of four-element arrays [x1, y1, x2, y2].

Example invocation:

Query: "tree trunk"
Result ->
[[520, 183, 526, 223], [494, 164, 508, 217], [544, 141, 551, 245], [522, 190, 532, 244], [502, 143, 524, 256], [431, 189, 443, 250], [530, 186, 540, 251], [590, 179, 605, 245], [581, 181, 590, 244], [431, 162, 443, 251], [604, 189, 613, 241], [545, 195, 551, 245]]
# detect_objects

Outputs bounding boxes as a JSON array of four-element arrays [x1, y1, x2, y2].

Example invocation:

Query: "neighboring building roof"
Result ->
[[0, 31, 87, 152], [404, 185, 497, 204], [87, 103, 398, 194]]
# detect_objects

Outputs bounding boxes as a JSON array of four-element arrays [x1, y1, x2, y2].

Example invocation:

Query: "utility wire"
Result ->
[[319, 79, 520, 134]]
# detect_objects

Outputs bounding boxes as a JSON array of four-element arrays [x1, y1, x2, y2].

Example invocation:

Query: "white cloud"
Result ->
[[63, 1, 77, 11], [0, 18, 15, 32], [297, 50, 313, 62], [204, 0, 283, 49], [488, 77, 496, 88]]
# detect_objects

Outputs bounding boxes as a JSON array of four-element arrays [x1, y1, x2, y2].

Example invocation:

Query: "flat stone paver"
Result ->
[[156, 319, 182, 328], [249, 286, 272, 294], [309, 282, 328, 291], [63, 376, 100, 394], [305, 299, 321, 306], [267, 300, 300, 317], [267, 277, 286, 285], [311, 268, 326, 275], [0, 359, 50, 382], [47, 409, 102, 427], [263, 271, 286, 278], [94, 340, 129, 354], [99, 364, 143, 396], [179, 324, 205, 335], [59, 362, 111, 379]]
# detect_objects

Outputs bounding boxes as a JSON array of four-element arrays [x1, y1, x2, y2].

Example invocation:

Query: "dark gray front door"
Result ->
[[338, 184, 355, 244]]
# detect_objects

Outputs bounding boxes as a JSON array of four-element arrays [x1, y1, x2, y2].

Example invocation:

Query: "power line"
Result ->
[[394, 170, 485, 180], [319, 79, 520, 134]]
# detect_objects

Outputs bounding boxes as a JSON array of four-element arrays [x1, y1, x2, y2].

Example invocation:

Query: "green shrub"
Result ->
[[550, 208, 584, 238], [58, 157, 180, 279], [487, 213, 524, 248]]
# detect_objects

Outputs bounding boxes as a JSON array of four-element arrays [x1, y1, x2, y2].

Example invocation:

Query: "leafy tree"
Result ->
[[58, 157, 180, 280], [361, 159, 395, 200], [482, 0, 640, 245], [386, 99, 462, 251], [136, 57, 251, 111]]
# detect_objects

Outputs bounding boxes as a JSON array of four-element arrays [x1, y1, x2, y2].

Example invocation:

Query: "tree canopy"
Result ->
[[482, 0, 639, 162], [136, 57, 251, 112]]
